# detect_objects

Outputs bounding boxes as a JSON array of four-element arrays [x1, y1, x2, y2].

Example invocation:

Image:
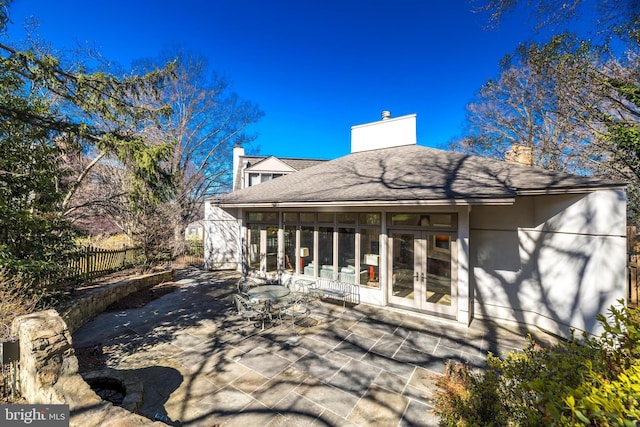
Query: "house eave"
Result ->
[[516, 185, 627, 196], [215, 198, 516, 209]]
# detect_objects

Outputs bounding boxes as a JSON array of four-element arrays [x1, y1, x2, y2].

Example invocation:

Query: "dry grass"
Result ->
[[0, 285, 40, 340], [76, 233, 135, 250]]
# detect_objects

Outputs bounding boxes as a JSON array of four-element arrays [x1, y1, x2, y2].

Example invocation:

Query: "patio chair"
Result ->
[[237, 277, 257, 293], [234, 293, 269, 329], [281, 278, 314, 304], [279, 296, 311, 330]]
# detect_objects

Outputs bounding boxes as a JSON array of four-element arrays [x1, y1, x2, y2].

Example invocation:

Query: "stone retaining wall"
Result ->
[[10, 270, 174, 427], [60, 269, 175, 334]]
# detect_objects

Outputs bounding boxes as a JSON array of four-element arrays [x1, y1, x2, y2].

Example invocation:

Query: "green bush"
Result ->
[[434, 303, 640, 426]]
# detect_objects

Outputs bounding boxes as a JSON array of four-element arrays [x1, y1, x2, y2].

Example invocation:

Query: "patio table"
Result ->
[[247, 285, 290, 314], [247, 284, 291, 302]]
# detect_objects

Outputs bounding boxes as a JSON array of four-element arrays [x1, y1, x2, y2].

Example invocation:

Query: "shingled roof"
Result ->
[[218, 145, 625, 207]]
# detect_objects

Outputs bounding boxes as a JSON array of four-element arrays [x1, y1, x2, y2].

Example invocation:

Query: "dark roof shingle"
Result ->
[[219, 145, 624, 206]]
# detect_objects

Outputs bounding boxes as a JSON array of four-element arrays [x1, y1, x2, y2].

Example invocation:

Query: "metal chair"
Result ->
[[282, 278, 315, 305], [233, 293, 269, 329], [237, 277, 256, 294], [279, 295, 311, 330]]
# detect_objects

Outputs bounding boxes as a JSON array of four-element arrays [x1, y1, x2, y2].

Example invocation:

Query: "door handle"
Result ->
[[421, 272, 425, 282]]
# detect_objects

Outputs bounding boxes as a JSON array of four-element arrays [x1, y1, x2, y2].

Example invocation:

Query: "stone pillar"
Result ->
[[11, 309, 77, 404], [11, 309, 162, 426]]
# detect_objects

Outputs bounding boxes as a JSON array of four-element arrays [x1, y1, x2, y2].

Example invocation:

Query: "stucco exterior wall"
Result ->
[[470, 189, 627, 337], [204, 203, 240, 270], [351, 114, 417, 153]]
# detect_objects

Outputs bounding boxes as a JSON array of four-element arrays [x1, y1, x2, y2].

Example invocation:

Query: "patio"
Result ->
[[72, 268, 545, 426]]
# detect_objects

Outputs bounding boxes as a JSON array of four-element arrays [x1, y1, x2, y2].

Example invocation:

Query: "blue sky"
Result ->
[[6, 0, 557, 160]]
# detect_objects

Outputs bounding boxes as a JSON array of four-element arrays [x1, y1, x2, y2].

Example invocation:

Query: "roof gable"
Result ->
[[245, 156, 297, 173]]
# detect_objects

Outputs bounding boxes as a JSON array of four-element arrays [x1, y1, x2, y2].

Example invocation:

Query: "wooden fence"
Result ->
[[68, 246, 143, 280], [173, 241, 204, 267], [65, 242, 204, 281], [628, 252, 640, 308]]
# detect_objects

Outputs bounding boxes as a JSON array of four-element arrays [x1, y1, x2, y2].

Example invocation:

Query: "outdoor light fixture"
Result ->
[[364, 254, 379, 281]]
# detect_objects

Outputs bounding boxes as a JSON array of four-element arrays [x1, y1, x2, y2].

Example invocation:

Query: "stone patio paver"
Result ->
[[273, 391, 325, 424], [237, 346, 292, 378], [347, 385, 409, 426], [294, 381, 360, 418], [327, 358, 382, 398], [251, 366, 308, 408], [71, 268, 542, 426], [400, 400, 439, 427]]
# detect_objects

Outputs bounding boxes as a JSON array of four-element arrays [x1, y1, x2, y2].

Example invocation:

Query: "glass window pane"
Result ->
[[427, 234, 452, 306], [430, 214, 454, 227], [337, 213, 356, 224], [318, 226, 334, 279], [266, 226, 278, 273], [283, 212, 298, 223], [359, 213, 380, 225], [391, 233, 415, 298], [284, 225, 296, 272], [389, 213, 456, 228], [300, 226, 314, 276], [338, 227, 359, 284], [318, 212, 334, 223], [360, 228, 380, 287], [390, 213, 420, 226], [247, 225, 260, 270], [248, 173, 259, 187], [247, 212, 278, 222], [261, 173, 272, 183], [264, 212, 278, 222], [300, 212, 315, 223]]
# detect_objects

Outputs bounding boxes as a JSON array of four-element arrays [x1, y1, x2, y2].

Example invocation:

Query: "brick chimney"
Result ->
[[505, 144, 533, 166]]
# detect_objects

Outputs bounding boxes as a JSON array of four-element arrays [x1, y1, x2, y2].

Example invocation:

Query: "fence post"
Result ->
[[628, 252, 639, 308], [83, 246, 89, 281]]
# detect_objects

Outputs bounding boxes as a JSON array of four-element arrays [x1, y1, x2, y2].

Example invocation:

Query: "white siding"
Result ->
[[245, 157, 296, 173], [204, 202, 241, 270], [470, 190, 627, 337]]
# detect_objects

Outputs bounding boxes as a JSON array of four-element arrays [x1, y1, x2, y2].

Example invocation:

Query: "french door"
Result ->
[[388, 230, 456, 317], [246, 224, 279, 273]]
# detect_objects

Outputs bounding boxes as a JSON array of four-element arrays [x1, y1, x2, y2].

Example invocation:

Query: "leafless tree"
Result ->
[[133, 48, 263, 251], [451, 40, 600, 173], [471, 0, 638, 44], [460, 0, 640, 219]]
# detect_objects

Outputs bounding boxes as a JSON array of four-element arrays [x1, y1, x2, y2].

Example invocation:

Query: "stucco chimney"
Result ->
[[351, 113, 417, 153], [232, 145, 245, 190]]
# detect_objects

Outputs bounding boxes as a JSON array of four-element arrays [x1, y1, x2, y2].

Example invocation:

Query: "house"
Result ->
[[184, 220, 205, 241], [205, 113, 628, 337], [204, 147, 325, 270], [231, 145, 326, 191]]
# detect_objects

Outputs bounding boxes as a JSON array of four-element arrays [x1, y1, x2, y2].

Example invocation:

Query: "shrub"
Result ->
[[0, 278, 40, 339], [433, 303, 640, 426], [434, 361, 507, 427]]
